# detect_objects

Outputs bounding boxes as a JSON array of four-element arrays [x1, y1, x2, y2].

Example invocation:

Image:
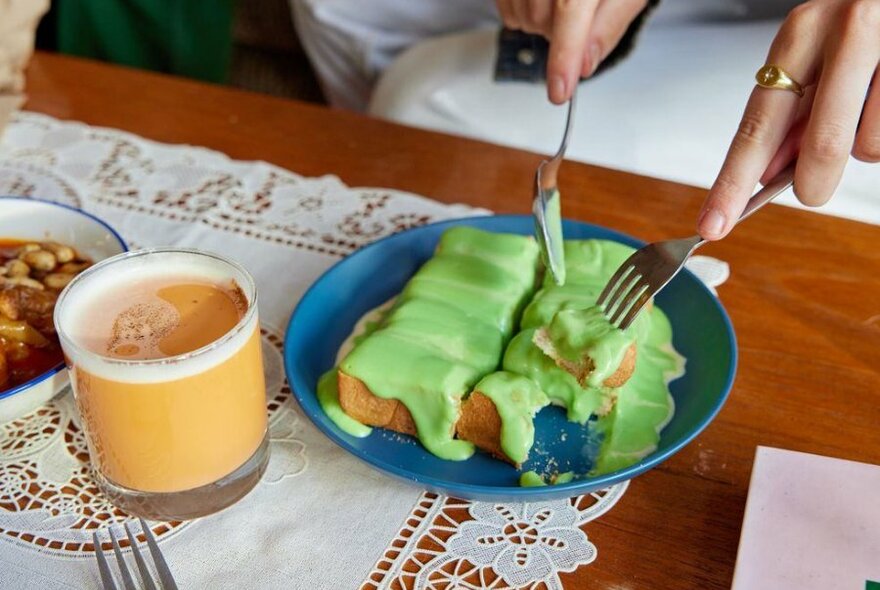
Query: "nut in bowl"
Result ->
[[0, 197, 127, 422]]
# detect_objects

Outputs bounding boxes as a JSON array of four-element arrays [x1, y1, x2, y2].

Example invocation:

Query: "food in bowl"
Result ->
[[0, 239, 93, 393], [317, 227, 685, 482]]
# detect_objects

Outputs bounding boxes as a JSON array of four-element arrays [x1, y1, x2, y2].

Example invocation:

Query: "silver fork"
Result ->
[[93, 518, 179, 590], [534, 84, 578, 285], [597, 162, 797, 329]]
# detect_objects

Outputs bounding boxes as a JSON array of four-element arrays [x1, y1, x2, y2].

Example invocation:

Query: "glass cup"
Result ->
[[54, 249, 269, 520]]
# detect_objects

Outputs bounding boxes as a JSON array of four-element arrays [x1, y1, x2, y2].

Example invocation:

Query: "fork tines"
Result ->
[[597, 162, 798, 330], [597, 254, 651, 330], [93, 518, 177, 590]]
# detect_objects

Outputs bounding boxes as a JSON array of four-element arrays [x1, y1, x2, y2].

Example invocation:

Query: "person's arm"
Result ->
[[697, 0, 880, 239], [495, 0, 657, 103]]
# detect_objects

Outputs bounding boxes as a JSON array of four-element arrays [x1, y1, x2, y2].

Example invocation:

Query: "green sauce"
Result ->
[[518, 470, 575, 486], [519, 471, 547, 487], [553, 471, 575, 484], [521, 282, 601, 329], [545, 238, 635, 288], [510, 239, 683, 480], [340, 227, 540, 461], [544, 306, 634, 388], [353, 318, 383, 347], [472, 371, 549, 465], [503, 329, 603, 424], [438, 226, 543, 283], [316, 369, 372, 438], [590, 307, 683, 475]]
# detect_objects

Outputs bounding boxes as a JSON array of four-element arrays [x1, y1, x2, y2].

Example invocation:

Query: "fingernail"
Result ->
[[588, 42, 601, 75], [549, 75, 567, 103], [699, 208, 726, 238]]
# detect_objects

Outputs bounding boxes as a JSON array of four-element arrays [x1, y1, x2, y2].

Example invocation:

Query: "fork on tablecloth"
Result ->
[[92, 518, 178, 590], [596, 162, 796, 329]]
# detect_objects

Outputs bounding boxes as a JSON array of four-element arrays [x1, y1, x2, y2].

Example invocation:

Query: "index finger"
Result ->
[[547, 0, 598, 103], [698, 90, 799, 240]]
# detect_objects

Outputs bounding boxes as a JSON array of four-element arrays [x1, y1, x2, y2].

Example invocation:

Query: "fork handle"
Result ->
[[737, 161, 796, 224]]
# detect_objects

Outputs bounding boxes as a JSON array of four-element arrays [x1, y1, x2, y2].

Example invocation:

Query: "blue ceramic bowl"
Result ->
[[0, 197, 128, 423], [284, 215, 736, 501]]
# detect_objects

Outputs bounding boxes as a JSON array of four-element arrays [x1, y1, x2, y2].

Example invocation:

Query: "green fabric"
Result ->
[[57, 0, 234, 83]]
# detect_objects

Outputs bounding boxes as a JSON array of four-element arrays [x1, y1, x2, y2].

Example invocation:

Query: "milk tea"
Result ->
[[55, 251, 268, 500]]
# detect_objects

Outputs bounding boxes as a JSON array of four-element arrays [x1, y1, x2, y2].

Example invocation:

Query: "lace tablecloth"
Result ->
[[0, 112, 655, 590]]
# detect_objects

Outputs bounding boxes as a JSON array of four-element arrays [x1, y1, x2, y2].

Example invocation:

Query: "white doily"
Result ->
[[0, 113, 479, 259], [365, 484, 627, 590], [0, 159, 82, 207]]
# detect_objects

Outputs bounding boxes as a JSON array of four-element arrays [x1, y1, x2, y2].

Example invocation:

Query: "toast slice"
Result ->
[[532, 306, 637, 389], [533, 329, 637, 388], [337, 370, 417, 435], [337, 227, 541, 461], [456, 392, 506, 463], [456, 371, 549, 467]]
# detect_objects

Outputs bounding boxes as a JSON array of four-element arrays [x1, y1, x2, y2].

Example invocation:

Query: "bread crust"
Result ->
[[533, 328, 637, 388], [456, 391, 515, 466], [337, 371, 417, 435], [603, 343, 637, 388]]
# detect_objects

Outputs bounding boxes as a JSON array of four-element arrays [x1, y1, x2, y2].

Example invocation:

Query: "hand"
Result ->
[[495, 0, 648, 103], [698, 0, 880, 240]]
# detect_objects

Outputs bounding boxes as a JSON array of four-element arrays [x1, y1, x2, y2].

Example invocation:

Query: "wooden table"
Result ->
[[22, 52, 880, 589]]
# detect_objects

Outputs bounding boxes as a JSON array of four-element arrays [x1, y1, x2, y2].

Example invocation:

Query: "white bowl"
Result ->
[[0, 197, 127, 423]]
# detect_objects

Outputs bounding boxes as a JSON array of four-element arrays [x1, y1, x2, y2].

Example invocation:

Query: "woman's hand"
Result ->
[[698, 0, 880, 240], [495, 0, 648, 103]]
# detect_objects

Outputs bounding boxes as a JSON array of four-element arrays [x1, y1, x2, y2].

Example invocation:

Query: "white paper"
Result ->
[[733, 447, 880, 590]]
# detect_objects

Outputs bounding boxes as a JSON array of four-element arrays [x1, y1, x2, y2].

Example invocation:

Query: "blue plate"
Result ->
[[284, 215, 736, 501]]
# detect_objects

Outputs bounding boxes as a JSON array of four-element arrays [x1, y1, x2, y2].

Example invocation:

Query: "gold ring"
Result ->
[[755, 65, 805, 97]]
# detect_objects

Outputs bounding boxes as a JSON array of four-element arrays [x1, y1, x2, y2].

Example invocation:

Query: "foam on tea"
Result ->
[[57, 250, 256, 384], [96, 280, 246, 360]]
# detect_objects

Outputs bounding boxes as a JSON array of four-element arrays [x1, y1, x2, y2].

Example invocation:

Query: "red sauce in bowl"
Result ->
[[0, 239, 65, 392]]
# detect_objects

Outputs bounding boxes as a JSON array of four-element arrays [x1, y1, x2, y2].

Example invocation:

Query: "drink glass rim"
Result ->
[[54, 247, 259, 368]]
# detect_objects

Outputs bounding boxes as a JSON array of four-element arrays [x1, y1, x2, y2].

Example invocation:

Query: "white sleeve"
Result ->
[[289, 0, 498, 111]]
